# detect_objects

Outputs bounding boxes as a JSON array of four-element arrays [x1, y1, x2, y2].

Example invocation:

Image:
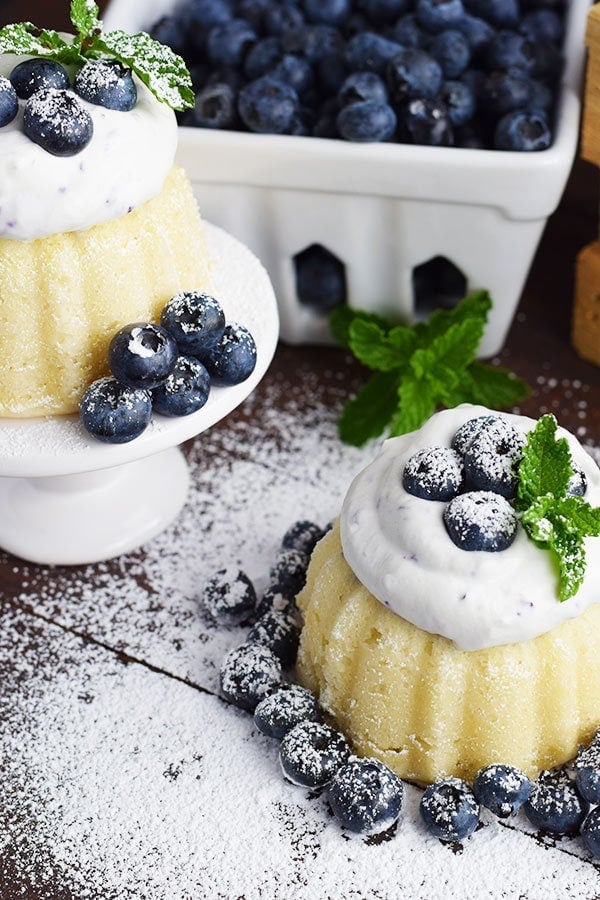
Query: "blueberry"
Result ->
[[237, 0, 269, 31], [420, 777, 480, 842], [463, 418, 525, 498], [79, 376, 152, 444], [10, 59, 70, 100], [391, 14, 427, 49], [0, 76, 18, 127], [480, 69, 532, 116], [295, 244, 346, 314], [338, 72, 388, 106], [440, 79, 475, 126], [486, 31, 538, 74], [255, 584, 298, 620], [271, 54, 314, 96], [289, 24, 345, 63], [183, 0, 233, 30], [464, 0, 519, 28], [568, 464, 587, 497], [108, 323, 178, 390], [415, 0, 466, 34], [161, 291, 226, 357], [244, 36, 283, 80], [269, 547, 309, 596], [520, 9, 563, 45], [238, 75, 298, 133], [187, 81, 237, 129], [74, 60, 137, 111], [247, 607, 301, 665], [456, 14, 495, 56], [455, 122, 486, 148], [23, 88, 93, 156], [494, 109, 551, 151], [359, 0, 410, 23], [152, 355, 211, 417], [345, 32, 403, 75], [575, 733, 600, 804], [528, 78, 553, 114], [337, 99, 396, 142], [316, 53, 348, 96], [386, 48, 444, 103], [220, 642, 282, 712], [303, 0, 350, 26], [207, 18, 257, 67], [400, 97, 454, 146], [202, 567, 257, 625], [451, 414, 501, 455], [403, 447, 464, 501], [149, 15, 189, 56], [254, 684, 321, 739], [444, 490, 518, 551], [328, 757, 404, 836], [473, 764, 532, 818], [265, 6, 305, 36], [581, 808, 600, 859], [202, 322, 257, 385], [524, 770, 589, 835], [282, 520, 325, 556], [428, 30, 471, 79], [280, 721, 350, 787]]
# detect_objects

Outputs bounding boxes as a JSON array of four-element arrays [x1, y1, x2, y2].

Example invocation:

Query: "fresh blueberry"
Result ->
[[74, 60, 137, 111], [149, 15, 189, 56], [486, 31, 538, 74], [463, 418, 525, 498], [464, 0, 519, 28], [254, 684, 321, 739], [444, 491, 519, 551], [255, 583, 298, 620], [282, 520, 325, 556], [247, 607, 301, 665], [568, 464, 587, 497], [480, 69, 532, 116], [10, 58, 70, 100], [359, 0, 410, 23], [428, 30, 471, 79], [152, 355, 211, 417], [237, 0, 268, 32], [451, 414, 501, 455], [455, 122, 486, 148], [345, 32, 403, 75], [415, 0, 466, 34], [186, 81, 237, 129], [420, 777, 480, 842], [79, 376, 152, 444], [264, 5, 305, 36], [391, 13, 427, 49], [271, 54, 314, 96], [23, 88, 93, 156], [520, 9, 563, 45], [494, 109, 552, 151], [328, 757, 404, 836], [581, 808, 600, 859], [270, 547, 309, 596], [473, 764, 532, 818], [316, 53, 349, 96], [238, 74, 298, 133], [244, 36, 283, 80], [295, 244, 346, 314], [219, 642, 282, 712], [207, 18, 257, 67], [202, 567, 257, 625], [202, 322, 257, 385], [400, 97, 454, 146], [183, 0, 233, 30], [403, 447, 464, 501], [108, 323, 178, 390], [528, 79, 553, 114], [456, 14, 495, 57], [0, 76, 18, 127], [289, 24, 345, 63], [280, 721, 350, 787], [387, 48, 444, 104], [161, 291, 225, 357], [338, 72, 388, 106], [440, 79, 475, 125], [303, 0, 350, 25], [524, 770, 589, 835], [337, 99, 396, 142], [575, 733, 600, 804], [532, 39, 563, 82]]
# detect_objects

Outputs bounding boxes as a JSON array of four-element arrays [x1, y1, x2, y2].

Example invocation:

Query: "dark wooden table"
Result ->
[[1, 2, 600, 898]]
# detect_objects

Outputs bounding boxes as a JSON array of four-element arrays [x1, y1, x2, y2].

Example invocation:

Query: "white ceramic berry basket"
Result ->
[[105, 0, 591, 356]]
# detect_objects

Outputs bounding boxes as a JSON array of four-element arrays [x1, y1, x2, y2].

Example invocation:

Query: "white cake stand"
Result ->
[[0, 224, 279, 566]]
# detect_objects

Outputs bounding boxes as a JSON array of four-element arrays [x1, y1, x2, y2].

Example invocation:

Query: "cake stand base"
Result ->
[[0, 448, 189, 566]]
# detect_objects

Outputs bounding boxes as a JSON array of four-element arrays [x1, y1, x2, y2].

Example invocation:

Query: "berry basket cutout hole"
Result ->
[[412, 256, 467, 320], [293, 243, 347, 317]]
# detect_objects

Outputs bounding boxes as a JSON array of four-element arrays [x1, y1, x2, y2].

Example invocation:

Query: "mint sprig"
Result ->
[[329, 291, 531, 446], [0, 1, 193, 110], [516, 414, 600, 601]]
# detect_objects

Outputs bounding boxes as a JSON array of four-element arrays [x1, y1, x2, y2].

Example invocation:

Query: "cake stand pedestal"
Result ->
[[0, 224, 279, 566]]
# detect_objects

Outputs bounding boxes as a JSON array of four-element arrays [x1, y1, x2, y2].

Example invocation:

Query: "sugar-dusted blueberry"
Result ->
[[387, 48, 443, 104], [440, 79, 475, 126], [451, 414, 501, 455], [415, 0, 465, 34], [219, 642, 282, 712], [254, 683, 321, 739], [79, 376, 152, 444], [444, 490, 518, 552], [152, 355, 211, 417], [247, 607, 301, 665], [280, 721, 350, 787], [109, 323, 178, 390], [10, 58, 70, 100], [328, 757, 404, 836], [420, 777, 480, 842], [187, 81, 237, 129], [202, 567, 256, 626], [463, 418, 525, 498], [161, 291, 226, 357], [270, 547, 309, 596], [202, 323, 257, 385], [207, 18, 257, 68], [0, 76, 18, 127], [337, 99, 396, 142], [255, 583, 298, 620], [429, 30, 471, 79], [400, 97, 454, 146], [403, 446, 464, 501], [74, 60, 137, 111], [23, 88, 93, 156], [524, 769, 589, 835], [345, 32, 403, 75], [581, 808, 600, 860], [303, 0, 350, 26], [568, 463, 587, 498], [473, 764, 531, 818], [238, 74, 298, 133], [282, 520, 325, 557], [494, 110, 552, 152], [575, 732, 600, 804]]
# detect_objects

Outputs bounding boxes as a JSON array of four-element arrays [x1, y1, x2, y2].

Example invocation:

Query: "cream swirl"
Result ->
[[340, 405, 600, 651], [0, 55, 177, 240]]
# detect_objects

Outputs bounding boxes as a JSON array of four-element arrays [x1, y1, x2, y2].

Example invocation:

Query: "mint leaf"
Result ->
[[97, 30, 194, 109], [348, 319, 416, 371], [390, 376, 437, 435], [447, 362, 531, 409], [338, 371, 401, 447], [414, 290, 491, 348], [411, 317, 483, 387], [521, 494, 556, 543], [70, 0, 101, 38], [554, 496, 600, 537], [0, 22, 46, 55], [329, 306, 391, 349], [551, 521, 587, 601], [516, 414, 572, 512]]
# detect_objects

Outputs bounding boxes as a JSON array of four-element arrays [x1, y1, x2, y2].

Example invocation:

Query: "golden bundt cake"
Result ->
[[296, 406, 600, 784]]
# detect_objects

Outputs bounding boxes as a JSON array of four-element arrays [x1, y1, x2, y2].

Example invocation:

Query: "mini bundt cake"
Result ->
[[0, 53, 211, 417], [296, 405, 600, 784]]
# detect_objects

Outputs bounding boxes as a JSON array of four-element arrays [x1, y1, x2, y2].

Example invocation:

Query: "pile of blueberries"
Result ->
[[209, 517, 600, 847], [151, 0, 565, 150], [0, 56, 138, 156], [402, 413, 586, 552], [80, 291, 257, 444]]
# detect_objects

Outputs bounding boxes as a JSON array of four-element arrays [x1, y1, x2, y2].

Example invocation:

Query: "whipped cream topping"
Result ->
[[0, 55, 177, 240], [340, 405, 600, 651]]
